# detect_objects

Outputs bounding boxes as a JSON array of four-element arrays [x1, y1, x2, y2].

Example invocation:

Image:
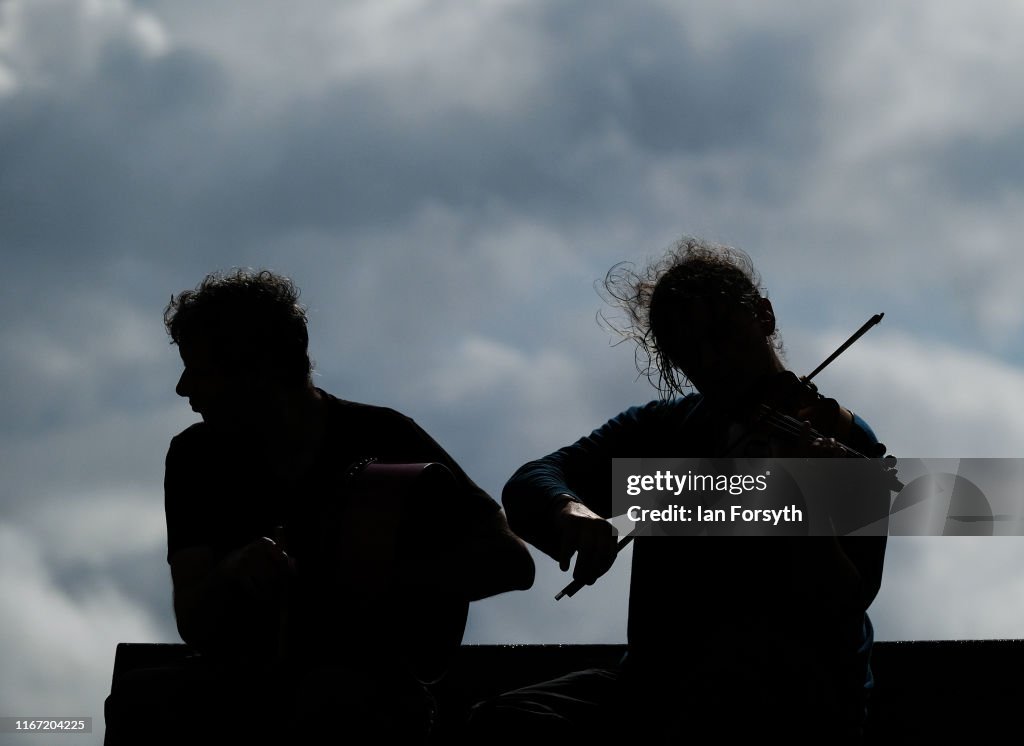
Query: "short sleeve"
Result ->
[[164, 429, 211, 562]]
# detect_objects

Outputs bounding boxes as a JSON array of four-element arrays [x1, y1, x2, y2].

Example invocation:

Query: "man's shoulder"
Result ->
[[318, 390, 433, 451], [168, 421, 209, 453], [581, 395, 709, 448], [165, 422, 235, 479], [616, 394, 706, 424], [319, 390, 417, 428]]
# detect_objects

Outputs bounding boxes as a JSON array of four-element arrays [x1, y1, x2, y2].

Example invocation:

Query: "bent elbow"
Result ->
[[173, 604, 208, 652], [466, 534, 536, 601], [507, 537, 536, 592]]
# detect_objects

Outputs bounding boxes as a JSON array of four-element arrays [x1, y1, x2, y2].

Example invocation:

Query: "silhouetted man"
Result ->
[[471, 239, 890, 743], [106, 269, 534, 745]]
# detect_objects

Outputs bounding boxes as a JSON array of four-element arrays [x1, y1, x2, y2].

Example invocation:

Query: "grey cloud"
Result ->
[[932, 130, 1024, 202], [7, 5, 1024, 733], [48, 547, 179, 644], [1, 1, 831, 278], [550, 9, 822, 156], [0, 47, 225, 263]]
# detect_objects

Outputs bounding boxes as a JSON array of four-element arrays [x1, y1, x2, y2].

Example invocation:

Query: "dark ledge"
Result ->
[[105, 640, 1024, 743]]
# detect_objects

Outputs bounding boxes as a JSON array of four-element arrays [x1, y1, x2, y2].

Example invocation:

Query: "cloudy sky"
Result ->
[[4, 0, 1024, 741]]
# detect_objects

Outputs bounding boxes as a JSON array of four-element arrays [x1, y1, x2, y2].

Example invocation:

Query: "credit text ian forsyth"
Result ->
[[623, 468, 804, 527]]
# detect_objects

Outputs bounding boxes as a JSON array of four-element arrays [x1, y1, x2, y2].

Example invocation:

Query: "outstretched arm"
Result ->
[[503, 401, 679, 587]]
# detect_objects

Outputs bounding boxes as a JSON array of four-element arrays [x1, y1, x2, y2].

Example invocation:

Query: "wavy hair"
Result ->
[[600, 237, 780, 398], [164, 269, 312, 387]]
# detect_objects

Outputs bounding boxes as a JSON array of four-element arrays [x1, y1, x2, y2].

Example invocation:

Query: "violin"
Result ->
[[731, 371, 858, 453], [725, 315, 903, 491]]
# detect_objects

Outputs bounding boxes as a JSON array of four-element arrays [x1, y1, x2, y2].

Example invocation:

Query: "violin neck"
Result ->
[[755, 404, 868, 460]]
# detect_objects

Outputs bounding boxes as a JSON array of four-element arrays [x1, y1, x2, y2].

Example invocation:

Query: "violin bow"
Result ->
[[803, 313, 884, 383]]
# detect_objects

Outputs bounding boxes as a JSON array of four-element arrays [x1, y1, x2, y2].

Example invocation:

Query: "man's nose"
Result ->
[[175, 369, 190, 398]]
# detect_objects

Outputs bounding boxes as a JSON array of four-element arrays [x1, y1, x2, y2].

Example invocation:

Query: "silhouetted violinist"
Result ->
[[472, 238, 890, 744]]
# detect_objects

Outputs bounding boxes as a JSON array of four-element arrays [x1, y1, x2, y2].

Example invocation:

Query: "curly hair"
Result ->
[[600, 237, 781, 398], [164, 269, 312, 387]]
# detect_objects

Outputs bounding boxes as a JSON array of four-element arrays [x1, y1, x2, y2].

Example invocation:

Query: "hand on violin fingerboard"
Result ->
[[794, 393, 855, 445], [800, 421, 848, 459]]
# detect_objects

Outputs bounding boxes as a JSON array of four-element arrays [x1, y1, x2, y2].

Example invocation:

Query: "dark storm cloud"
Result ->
[[188, 9, 824, 235], [0, 0, 827, 280], [0, 46, 225, 263]]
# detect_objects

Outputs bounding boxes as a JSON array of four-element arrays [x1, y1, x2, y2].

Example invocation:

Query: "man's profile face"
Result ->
[[669, 296, 777, 399], [175, 336, 260, 432]]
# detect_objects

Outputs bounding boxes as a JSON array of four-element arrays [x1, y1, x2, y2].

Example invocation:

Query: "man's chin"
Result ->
[[202, 412, 261, 438], [200, 411, 231, 430]]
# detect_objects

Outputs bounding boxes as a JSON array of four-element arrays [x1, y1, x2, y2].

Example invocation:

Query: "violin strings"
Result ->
[[726, 405, 901, 488], [756, 406, 870, 459]]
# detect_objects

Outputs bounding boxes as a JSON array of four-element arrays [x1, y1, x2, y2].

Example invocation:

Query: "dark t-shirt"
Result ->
[[503, 394, 888, 720], [164, 390, 499, 666]]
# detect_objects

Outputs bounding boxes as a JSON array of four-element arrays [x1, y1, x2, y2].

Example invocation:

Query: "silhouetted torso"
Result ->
[[165, 389, 498, 668]]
